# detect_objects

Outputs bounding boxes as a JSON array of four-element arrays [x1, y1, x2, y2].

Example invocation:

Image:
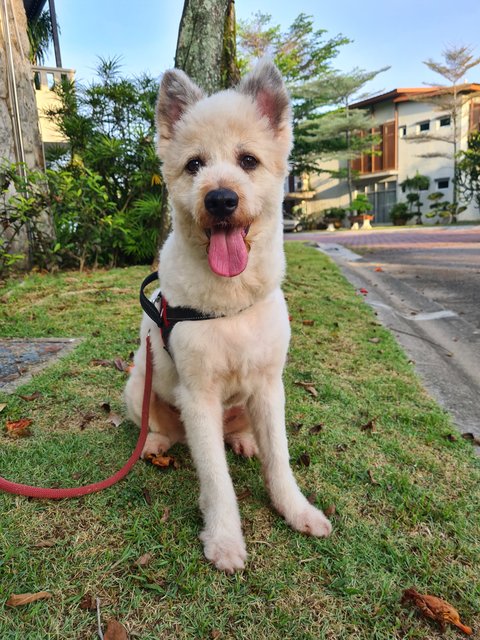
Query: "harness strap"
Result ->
[[140, 272, 220, 354]]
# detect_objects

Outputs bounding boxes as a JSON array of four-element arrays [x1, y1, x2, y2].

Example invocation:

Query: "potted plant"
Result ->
[[323, 206, 346, 231], [348, 194, 374, 229], [389, 202, 414, 225]]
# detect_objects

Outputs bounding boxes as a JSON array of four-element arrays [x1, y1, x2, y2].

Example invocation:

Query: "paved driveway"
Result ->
[[286, 225, 480, 441], [288, 225, 480, 330]]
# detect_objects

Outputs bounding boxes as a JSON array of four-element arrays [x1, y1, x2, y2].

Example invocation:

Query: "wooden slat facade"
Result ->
[[350, 121, 397, 174]]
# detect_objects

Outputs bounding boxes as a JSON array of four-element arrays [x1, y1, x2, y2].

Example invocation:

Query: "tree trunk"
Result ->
[[175, 0, 239, 93]]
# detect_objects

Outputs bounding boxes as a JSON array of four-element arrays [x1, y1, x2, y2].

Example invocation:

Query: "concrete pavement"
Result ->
[[301, 226, 480, 446]]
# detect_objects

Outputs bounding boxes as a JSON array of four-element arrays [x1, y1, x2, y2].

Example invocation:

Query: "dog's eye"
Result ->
[[239, 155, 258, 171], [185, 158, 204, 175]]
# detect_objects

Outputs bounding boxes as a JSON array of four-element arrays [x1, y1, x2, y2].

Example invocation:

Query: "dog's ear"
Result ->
[[156, 69, 204, 142], [238, 59, 291, 134]]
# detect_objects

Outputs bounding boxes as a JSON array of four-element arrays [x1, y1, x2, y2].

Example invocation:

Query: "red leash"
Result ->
[[0, 334, 153, 499]]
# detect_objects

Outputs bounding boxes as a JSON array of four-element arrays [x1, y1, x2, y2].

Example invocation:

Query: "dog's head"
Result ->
[[156, 60, 292, 278]]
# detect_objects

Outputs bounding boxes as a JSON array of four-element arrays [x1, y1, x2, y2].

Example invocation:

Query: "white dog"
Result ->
[[125, 60, 332, 573]]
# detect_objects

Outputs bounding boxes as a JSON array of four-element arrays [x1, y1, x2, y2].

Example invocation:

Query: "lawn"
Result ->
[[0, 243, 479, 639]]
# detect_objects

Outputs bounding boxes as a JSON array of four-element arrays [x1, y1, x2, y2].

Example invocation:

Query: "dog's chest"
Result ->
[[170, 289, 290, 399]]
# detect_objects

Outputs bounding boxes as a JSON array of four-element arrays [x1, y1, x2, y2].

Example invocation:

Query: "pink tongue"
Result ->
[[208, 227, 248, 277]]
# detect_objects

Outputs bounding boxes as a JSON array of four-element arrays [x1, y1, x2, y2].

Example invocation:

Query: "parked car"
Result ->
[[282, 213, 304, 232]]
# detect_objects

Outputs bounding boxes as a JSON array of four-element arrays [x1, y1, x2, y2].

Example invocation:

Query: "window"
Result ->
[[418, 121, 430, 133], [439, 116, 451, 127], [399, 125, 407, 137], [436, 178, 449, 189]]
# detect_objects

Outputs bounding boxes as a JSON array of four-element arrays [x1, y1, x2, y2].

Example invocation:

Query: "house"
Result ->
[[285, 85, 480, 223]]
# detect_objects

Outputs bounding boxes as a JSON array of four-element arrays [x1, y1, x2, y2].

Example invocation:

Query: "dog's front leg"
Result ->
[[177, 388, 246, 573], [248, 377, 332, 538]]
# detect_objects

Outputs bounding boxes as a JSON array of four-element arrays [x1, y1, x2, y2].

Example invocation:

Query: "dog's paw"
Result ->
[[141, 432, 171, 459], [225, 432, 258, 458], [199, 529, 247, 573], [285, 503, 332, 538]]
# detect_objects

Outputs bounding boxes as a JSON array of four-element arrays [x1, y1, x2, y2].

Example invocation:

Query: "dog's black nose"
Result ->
[[204, 188, 239, 219]]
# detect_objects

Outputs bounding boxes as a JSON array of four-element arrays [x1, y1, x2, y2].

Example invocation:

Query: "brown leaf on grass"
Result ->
[[360, 419, 375, 432], [401, 588, 472, 635], [114, 358, 129, 372], [309, 424, 324, 435], [236, 488, 251, 501], [297, 452, 311, 467], [367, 469, 380, 486], [18, 391, 42, 402], [107, 412, 123, 428], [144, 453, 179, 470], [79, 412, 95, 431], [368, 337, 381, 344], [462, 432, 480, 446], [104, 619, 128, 639], [5, 418, 32, 437], [79, 593, 96, 611], [324, 504, 336, 517], [307, 492, 317, 504], [294, 381, 318, 398], [211, 631, 222, 639], [142, 487, 152, 505], [289, 421, 303, 433], [135, 552, 153, 568], [33, 539, 57, 548], [91, 358, 113, 367], [6, 591, 52, 607], [302, 319, 315, 326], [160, 507, 170, 523], [445, 433, 457, 442]]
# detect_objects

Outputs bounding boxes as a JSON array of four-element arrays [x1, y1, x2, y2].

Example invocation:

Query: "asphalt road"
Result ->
[[286, 225, 480, 444]]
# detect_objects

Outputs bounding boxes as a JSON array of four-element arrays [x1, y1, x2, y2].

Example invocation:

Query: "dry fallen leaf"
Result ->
[[79, 593, 96, 611], [368, 337, 381, 344], [144, 453, 179, 470], [374, 266, 384, 272], [160, 507, 170, 523], [309, 424, 324, 435], [360, 420, 375, 432], [142, 487, 152, 505], [114, 358, 129, 372], [367, 469, 380, 486], [18, 391, 42, 402], [107, 412, 123, 428], [0, 403, 6, 413], [297, 452, 311, 467], [6, 591, 52, 607], [135, 552, 153, 568], [5, 418, 32, 437], [402, 588, 472, 635], [104, 618, 128, 640], [324, 504, 336, 517], [294, 381, 318, 398], [91, 358, 113, 367], [302, 319, 315, 326]]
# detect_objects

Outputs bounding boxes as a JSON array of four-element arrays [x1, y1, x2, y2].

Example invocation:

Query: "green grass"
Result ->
[[0, 244, 479, 640]]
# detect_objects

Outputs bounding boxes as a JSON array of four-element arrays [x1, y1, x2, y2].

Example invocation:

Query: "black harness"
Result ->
[[139, 272, 219, 355]]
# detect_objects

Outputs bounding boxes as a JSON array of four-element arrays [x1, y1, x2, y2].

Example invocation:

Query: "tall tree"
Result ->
[[237, 12, 352, 180], [175, 0, 239, 93], [295, 66, 389, 203], [409, 45, 480, 208], [27, 9, 54, 65], [457, 131, 480, 215]]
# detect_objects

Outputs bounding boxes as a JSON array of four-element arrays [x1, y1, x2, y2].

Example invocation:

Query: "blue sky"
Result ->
[[44, 0, 480, 95]]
